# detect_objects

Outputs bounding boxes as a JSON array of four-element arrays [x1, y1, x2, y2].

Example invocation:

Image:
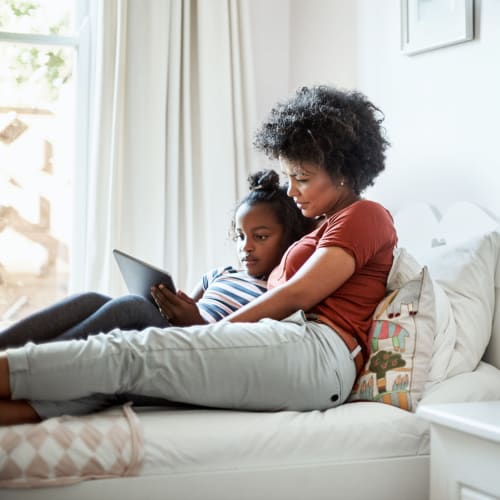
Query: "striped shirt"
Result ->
[[197, 266, 267, 323]]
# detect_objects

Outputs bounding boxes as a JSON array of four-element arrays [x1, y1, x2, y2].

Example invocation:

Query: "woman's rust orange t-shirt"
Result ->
[[268, 200, 398, 357]]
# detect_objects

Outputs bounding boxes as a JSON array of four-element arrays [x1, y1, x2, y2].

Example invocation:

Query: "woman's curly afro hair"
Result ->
[[253, 85, 390, 195]]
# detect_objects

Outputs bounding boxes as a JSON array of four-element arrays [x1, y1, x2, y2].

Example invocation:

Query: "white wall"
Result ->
[[249, 0, 290, 125], [354, 0, 500, 218], [251, 0, 500, 218], [289, 0, 358, 92]]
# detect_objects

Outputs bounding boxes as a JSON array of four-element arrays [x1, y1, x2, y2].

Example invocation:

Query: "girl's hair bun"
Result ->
[[248, 169, 280, 192], [230, 167, 315, 251]]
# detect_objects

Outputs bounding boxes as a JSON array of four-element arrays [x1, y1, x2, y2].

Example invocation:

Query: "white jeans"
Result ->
[[7, 311, 357, 418]]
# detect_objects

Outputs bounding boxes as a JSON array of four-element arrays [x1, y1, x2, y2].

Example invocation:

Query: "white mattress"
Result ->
[[139, 402, 428, 476], [137, 360, 500, 478]]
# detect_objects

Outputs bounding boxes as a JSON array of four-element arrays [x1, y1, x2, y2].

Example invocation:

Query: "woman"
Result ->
[[0, 85, 397, 425]]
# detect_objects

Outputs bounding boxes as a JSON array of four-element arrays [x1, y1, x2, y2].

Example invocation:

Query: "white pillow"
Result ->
[[425, 279, 456, 389], [424, 231, 500, 378]]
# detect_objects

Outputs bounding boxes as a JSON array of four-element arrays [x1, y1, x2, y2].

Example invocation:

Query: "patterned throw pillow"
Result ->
[[349, 267, 436, 412], [0, 404, 143, 488]]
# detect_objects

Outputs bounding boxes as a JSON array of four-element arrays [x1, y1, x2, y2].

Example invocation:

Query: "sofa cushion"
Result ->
[[349, 267, 437, 411], [138, 402, 430, 476], [137, 363, 500, 477], [420, 362, 500, 405], [424, 231, 500, 378]]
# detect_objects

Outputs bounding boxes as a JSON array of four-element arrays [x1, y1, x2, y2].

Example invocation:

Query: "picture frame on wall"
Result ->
[[401, 0, 474, 55]]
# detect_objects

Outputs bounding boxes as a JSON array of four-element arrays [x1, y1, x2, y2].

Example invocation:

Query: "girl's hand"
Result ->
[[151, 285, 207, 326]]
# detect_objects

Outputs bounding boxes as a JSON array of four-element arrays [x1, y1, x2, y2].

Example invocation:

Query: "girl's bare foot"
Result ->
[[0, 400, 40, 425]]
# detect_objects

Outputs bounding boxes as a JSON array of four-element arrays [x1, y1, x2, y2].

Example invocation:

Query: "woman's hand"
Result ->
[[151, 285, 207, 326]]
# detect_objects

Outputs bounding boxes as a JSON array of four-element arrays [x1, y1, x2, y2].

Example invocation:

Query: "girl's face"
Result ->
[[234, 202, 285, 278], [280, 159, 351, 218]]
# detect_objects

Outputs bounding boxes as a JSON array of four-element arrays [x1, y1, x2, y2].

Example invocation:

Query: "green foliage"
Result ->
[[0, 0, 38, 27], [0, 0, 73, 103], [10, 1, 38, 18], [46, 51, 69, 85]]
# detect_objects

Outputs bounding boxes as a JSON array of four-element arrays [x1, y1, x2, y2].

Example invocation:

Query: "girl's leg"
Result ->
[[0, 292, 111, 349], [3, 311, 357, 419], [57, 294, 168, 341], [0, 293, 168, 348]]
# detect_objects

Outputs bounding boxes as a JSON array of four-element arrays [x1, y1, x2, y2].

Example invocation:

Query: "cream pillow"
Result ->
[[424, 231, 500, 378]]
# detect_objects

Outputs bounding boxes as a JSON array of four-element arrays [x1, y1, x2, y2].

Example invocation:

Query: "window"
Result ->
[[0, 0, 91, 323]]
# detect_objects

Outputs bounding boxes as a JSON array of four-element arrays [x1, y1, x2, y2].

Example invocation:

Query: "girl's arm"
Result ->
[[152, 267, 235, 325], [189, 280, 205, 302], [226, 245, 355, 323]]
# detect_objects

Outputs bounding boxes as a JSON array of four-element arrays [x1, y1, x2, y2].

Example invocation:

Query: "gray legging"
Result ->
[[7, 311, 357, 418], [0, 292, 168, 349]]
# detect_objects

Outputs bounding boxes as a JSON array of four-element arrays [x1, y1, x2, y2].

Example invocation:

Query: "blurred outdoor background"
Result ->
[[0, 1, 77, 324]]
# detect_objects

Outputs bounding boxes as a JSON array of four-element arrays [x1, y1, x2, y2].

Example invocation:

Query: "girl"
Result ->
[[152, 169, 314, 326], [0, 169, 313, 347]]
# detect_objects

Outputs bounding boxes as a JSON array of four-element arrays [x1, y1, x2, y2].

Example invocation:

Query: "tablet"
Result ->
[[113, 249, 176, 304]]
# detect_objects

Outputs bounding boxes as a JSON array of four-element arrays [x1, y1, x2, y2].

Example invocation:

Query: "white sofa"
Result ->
[[1, 201, 500, 500]]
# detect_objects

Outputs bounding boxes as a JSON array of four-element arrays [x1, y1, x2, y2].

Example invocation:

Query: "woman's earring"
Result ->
[[339, 179, 345, 188]]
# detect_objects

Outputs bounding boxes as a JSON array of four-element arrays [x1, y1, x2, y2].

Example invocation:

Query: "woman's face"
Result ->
[[233, 202, 285, 278], [280, 159, 346, 218]]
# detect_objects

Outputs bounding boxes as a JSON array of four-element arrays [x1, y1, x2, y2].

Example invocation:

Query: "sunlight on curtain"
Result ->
[[73, 0, 127, 294], [163, 0, 258, 290], [78, 0, 257, 295]]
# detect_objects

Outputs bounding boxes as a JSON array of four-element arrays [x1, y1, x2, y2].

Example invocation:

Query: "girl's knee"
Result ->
[[113, 294, 150, 308], [105, 294, 157, 318], [76, 292, 111, 309]]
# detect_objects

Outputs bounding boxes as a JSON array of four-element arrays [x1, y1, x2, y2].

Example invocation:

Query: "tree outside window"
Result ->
[[0, 0, 85, 324]]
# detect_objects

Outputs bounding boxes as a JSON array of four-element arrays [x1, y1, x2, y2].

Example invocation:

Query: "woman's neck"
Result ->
[[324, 193, 362, 218]]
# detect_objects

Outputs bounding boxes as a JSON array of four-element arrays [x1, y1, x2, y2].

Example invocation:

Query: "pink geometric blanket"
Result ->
[[0, 403, 143, 488]]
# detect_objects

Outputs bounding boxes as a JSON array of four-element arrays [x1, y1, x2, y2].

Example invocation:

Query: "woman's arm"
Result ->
[[226, 245, 355, 323]]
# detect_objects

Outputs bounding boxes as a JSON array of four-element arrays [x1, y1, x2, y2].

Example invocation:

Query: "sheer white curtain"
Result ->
[[74, 0, 257, 295]]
